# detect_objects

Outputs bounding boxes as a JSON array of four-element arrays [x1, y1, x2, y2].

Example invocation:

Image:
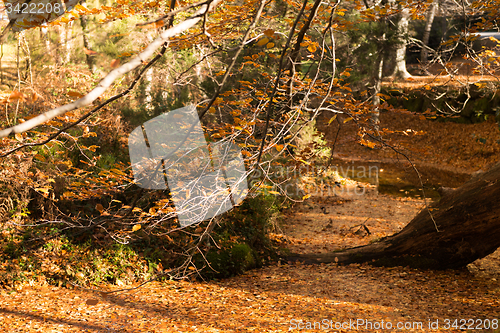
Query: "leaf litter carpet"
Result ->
[[1, 186, 499, 332], [2, 110, 500, 331]]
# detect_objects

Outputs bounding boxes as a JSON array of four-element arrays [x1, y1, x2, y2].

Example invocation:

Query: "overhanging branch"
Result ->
[[0, 0, 221, 139]]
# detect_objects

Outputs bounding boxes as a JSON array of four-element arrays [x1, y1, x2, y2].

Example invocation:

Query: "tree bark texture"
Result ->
[[391, 6, 411, 79], [420, 0, 438, 63]]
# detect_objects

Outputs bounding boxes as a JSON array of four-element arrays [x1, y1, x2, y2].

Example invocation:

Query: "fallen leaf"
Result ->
[[84, 48, 98, 55], [67, 91, 84, 98], [96, 204, 104, 213], [86, 299, 99, 306], [110, 59, 120, 68]]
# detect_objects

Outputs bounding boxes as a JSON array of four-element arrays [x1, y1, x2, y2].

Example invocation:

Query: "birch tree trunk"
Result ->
[[39, 26, 51, 57], [65, 21, 74, 64], [391, 6, 411, 79], [371, 49, 384, 135], [56, 25, 65, 65], [420, 0, 438, 63]]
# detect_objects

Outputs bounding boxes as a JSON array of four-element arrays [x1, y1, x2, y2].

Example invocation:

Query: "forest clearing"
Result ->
[[0, 0, 500, 331], [2, 110, 500, 332]]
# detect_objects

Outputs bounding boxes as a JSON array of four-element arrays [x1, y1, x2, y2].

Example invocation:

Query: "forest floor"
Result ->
[[1, 188, 499, 332], [1, 111, 500, 332]]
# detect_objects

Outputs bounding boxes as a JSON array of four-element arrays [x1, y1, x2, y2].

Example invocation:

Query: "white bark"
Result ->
[[372, 47, 384, 134], [144, 31, 155, 111], [57, 25, 65, 65], [420, 0, 438, 63], [144, 67, 154, 111], [42, 27, 51, 56], [0, 0, 221, 138], [392, 7, 411, 79], [65, 21, 74, 64]]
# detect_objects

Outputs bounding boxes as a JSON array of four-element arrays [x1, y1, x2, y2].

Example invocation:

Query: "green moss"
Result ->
[[191, 194, 281, 279], [230, 243, 255, 270], [194, 242, 256, 279], [383, 85, 500, 124]]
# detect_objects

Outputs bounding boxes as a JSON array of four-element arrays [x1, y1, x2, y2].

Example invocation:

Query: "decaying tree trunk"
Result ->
[[287, 161, 500, 269]]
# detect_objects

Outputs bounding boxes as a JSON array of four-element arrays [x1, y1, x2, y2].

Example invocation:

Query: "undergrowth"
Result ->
[[0, 192, 283, 288]]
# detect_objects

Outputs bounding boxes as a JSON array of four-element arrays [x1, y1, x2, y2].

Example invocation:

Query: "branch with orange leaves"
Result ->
[[0, 0, 221, 139]]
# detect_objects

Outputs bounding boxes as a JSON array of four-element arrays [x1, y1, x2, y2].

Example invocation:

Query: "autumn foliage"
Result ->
[[0, 0, 498, 290]]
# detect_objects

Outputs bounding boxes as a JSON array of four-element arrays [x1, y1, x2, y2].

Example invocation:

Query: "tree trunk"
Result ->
[[39, 26, 51, 57], [286, 161, 500, 269], [371, 35, 385, 136], [144, 67, 154, 111], [166, 0, 177, 28], [420, 0, 438, 63], [391, 6, 411, 79], [56, 25, 65, 65], [80, 4, 95, 73], [65, 21, 74, 64]]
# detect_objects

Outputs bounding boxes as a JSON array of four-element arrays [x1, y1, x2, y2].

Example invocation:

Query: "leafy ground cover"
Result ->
[[0, 191, 499, 332], [318, 109, 500, 173], [1, 111, 500, 332]]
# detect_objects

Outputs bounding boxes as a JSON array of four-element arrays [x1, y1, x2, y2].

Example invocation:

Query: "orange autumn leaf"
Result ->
[[263, 28, 274, 37], [110, 59, 120, 68], [257, 38, 269, 46], [95, 204, 104, 213], [67, 91, 84, 98], [29, 92, 39, 103], [84, 48, 98, 55], [86, 299, 99, 306], [9, 91, 24, 101]]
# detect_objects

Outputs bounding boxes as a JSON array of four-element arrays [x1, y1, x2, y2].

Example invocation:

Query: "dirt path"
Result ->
[[278, 185, 423, 254]]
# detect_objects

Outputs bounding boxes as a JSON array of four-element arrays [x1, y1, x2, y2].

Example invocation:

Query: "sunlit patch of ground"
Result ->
[[280, 186, 423, 254], [383, 74, 500, 89]]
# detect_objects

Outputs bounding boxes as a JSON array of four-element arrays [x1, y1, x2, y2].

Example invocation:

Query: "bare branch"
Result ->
[[0, 0, 221, 138], [255, 0, 310, 165], [0, 43, 169, 158]]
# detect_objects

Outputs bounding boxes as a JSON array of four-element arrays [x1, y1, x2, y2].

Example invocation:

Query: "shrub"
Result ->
[[193, 193, 280, 279]]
